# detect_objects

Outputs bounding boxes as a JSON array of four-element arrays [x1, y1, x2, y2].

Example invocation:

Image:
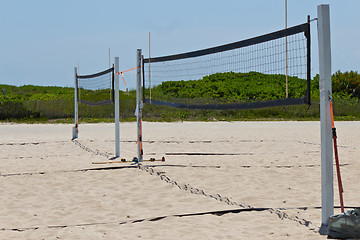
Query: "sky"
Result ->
[[0, 0, 359, 90]]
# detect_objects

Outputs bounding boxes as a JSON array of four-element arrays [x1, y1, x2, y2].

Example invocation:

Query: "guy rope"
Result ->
[[329, 97, 345, 213]]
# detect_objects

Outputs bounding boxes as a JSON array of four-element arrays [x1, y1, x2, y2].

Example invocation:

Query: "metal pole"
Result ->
[[136, 49, 143, 162], [72, 67, 79, 140], [285, 0, 288, 99], [77, 62, 81, 102], [109, 48, 111, 99], [115, 57, 120, 158], [142, 55, 145, 101], [306, 15, 311, 105], [318, 4, 334, 233], [149, 32, 151, 103]]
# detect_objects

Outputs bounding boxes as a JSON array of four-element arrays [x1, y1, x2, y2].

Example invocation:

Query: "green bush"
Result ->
[[332, 70, 360, 99], [0, 101, 39, 120], [150, 72, 309, 103]]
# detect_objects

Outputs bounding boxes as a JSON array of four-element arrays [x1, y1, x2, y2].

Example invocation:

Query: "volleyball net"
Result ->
[[73, 60, 121, 157], [142, 19, 311, 110], [76, 67, 115, 106]]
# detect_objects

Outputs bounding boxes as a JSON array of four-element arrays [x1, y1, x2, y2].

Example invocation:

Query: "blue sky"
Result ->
[[0, 0, 359, 89]]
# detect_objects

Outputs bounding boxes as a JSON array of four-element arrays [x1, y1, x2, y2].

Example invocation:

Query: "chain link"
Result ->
[[72, 139, 112, 159], [137, 163, 315, 230], [73, 139, 316, 231]]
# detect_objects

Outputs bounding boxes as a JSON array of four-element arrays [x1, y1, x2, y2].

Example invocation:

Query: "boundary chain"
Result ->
[[73, 139, 317, 231], [137, 163, 316, 230], [72, 139, 112, 159]]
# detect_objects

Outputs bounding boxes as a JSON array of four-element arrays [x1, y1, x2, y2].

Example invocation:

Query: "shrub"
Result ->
[[332, 70, 360, 100], [0, 101, 39, 120]]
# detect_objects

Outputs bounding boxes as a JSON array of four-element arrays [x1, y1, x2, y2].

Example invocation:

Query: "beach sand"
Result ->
[[0, 121, 359, 239]]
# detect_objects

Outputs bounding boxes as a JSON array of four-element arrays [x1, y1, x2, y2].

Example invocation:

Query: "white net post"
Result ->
[[115, 57, 120, 158], [136, 49, 143, 162], [72, 67, 79, 140], [318, 4, 334, 232]]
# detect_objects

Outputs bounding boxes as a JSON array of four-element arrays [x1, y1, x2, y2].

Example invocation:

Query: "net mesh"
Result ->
[[77, 67, 114, 106], [143, 22, 310, 110]]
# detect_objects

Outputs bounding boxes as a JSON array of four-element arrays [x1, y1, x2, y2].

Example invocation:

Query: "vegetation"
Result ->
[[0, 85, 74, 101], [150, 72, 316, 102], [331, 70, 360, 100], [1, 71, 360, 122]]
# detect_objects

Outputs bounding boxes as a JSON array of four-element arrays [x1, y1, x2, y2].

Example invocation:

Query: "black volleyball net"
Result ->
[[142, 20, 311, 110], [76, 67, 115, 106]]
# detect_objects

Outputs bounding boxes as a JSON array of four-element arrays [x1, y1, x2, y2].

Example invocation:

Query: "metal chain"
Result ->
[[72, 139, 112, 159], [72, 139, 316, 231], [138, 163, 316, 230]]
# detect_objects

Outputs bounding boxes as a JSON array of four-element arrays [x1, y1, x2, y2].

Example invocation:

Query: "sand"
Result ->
[[0, 121, 359, 239]]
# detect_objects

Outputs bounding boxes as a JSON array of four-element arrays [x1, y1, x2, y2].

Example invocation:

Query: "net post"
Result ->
[[306, 15, 311, 105], [72, 67, 79, 140], [317, 4, 334, 233], [112, 64, 115, 102], [148, 32, 151, 103], [136, 49, 143, 162], [115, 57, 120, 158], [142, 55, 145, 103]]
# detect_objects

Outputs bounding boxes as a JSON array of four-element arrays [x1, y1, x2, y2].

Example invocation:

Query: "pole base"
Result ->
[[319, 224, 328, 235], [72, 126, 78, 140]]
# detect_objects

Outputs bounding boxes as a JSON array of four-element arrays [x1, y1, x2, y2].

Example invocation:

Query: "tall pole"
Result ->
[[136, 49, 143, 162], [72, 67, 79, 140], [318, 4, 334, 233], [77, 62, 81, 102], [149, 32, 151, 103], [285, 0, 288, 99], [115, 57, 120, 158], [109, 48, 111, 99]]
